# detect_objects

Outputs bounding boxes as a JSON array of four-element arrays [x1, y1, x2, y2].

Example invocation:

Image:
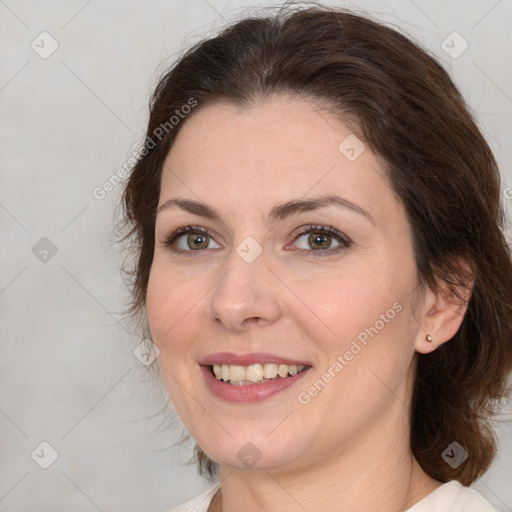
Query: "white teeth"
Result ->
[[288, 365, 298, 375], [263, 363, 278, 379], [245, 364, 264, 382], [211, 363, 307, 384], [229, 365, 245, 382], [278, 364, 288, 378]]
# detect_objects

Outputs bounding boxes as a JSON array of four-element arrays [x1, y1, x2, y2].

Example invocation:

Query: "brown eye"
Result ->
[[291, 225, 351, 257], [163, 225, 222, 254], [186, 233, 210, 250], [307, 232, 333, 250]]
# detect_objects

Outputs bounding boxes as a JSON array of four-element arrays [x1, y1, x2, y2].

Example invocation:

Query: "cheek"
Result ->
[[292, 267, 402, 348], [145, 262, 198, 355], [290, 263, 416, 408], [295, 272, 414, 422], [146, 265, 204, 411], [146, 269, 170, 343]]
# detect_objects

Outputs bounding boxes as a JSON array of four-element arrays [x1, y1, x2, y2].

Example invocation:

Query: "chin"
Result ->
[[198, 434, 305, 472]]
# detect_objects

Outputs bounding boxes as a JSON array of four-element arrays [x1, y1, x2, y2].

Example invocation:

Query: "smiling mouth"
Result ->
[[210, 363, 309, 386]]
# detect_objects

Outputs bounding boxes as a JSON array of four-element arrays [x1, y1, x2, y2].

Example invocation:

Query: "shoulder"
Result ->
[[166, 483, 221, 512], [165, 480, 495, 512], [406, 480, 496, 512]]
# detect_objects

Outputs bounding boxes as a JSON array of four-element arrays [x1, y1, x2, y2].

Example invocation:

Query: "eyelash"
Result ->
[[162, 224, 351, 258]]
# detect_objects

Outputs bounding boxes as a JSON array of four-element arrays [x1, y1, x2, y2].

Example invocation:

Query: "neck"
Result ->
[[209, 394, 442, 512]]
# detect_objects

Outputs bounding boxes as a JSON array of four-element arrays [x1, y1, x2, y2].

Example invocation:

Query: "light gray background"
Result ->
[[1, 1, 511, 511]]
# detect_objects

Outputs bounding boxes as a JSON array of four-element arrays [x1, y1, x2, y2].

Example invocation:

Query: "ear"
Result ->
[[414, 259, 474, 354]]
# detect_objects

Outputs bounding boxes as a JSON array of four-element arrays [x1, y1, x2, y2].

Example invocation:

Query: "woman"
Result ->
[[118, 4, 512, 511]]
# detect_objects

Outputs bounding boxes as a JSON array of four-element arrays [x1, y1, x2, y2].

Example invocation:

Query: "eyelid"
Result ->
[[161, 224, 220, 255], [290, 224, 351, 245], [160, 223, 351, 256]]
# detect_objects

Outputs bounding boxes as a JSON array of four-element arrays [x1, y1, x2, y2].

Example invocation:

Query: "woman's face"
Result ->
[[147, 96, 426, 472]]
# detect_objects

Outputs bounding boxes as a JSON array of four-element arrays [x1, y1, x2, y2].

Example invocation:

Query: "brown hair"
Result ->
[[118, 3, 512, 485]]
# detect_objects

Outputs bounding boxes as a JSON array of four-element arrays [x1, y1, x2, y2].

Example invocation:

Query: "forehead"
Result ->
[[159, 97, 396, 223]]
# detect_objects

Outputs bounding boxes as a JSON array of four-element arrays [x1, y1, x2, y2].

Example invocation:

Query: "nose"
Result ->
[[207, 244, 282, 332]]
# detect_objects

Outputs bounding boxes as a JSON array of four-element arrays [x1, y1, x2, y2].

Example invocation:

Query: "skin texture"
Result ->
[[146, 96, 470, 511]]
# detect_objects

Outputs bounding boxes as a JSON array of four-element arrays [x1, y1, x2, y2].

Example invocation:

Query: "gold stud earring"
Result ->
[[426, 334, 433, 343]]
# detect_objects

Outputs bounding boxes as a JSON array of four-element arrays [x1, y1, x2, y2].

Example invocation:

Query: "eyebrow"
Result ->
[[157, 194, 375, 225]]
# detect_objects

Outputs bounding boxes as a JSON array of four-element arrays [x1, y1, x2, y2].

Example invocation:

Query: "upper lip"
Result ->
[[200, 352, 312, 367]]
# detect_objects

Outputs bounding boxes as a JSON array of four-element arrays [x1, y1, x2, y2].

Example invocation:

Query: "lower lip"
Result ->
[[200, 365, 311, 403]]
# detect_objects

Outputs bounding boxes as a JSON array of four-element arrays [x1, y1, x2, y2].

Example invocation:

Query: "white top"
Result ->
[[169, 480, 497, 512]]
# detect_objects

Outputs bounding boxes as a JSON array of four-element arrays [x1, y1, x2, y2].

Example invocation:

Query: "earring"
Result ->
[[426, 334, 433, 343]]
